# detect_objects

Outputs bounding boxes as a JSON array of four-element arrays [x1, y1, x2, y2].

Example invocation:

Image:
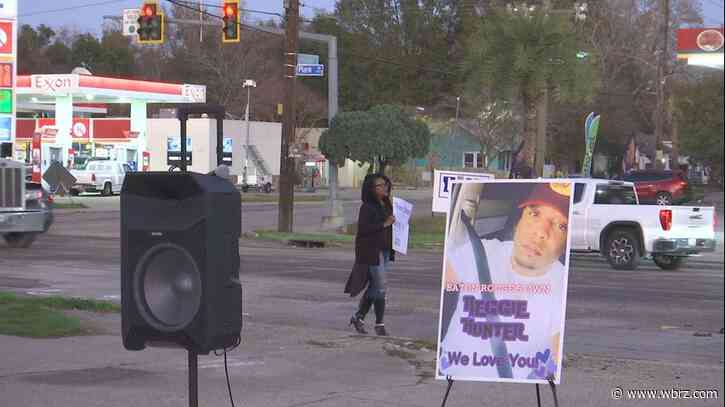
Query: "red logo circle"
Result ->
[[697, 30, 724, 52]]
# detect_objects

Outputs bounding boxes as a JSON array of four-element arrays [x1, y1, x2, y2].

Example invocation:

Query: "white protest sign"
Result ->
[[432, 170, 494, 213], [436, 180, 574, 384], [392, 197, 413, 255]]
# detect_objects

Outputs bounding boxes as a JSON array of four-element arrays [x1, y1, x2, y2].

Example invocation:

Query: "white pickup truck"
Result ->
[[570, 178, 716, 270], [70, 160, 131, 196]]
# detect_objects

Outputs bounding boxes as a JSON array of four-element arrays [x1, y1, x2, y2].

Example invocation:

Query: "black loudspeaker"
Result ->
[[121, 172, 242, 354]]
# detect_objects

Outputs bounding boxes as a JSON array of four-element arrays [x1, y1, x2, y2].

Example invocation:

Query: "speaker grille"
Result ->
[[134, 243, 202, 331]]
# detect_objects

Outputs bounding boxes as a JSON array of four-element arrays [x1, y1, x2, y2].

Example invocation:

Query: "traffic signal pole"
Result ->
[[107, 8, 345, 231], [279, 0, 299, 233]]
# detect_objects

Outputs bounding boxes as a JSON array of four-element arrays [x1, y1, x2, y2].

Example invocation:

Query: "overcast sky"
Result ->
[[16, 0, 725, 35]]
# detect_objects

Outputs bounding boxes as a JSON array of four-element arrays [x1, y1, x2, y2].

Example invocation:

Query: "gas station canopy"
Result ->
[[15, 74, 206, 104], [10, 73, 207, 170]]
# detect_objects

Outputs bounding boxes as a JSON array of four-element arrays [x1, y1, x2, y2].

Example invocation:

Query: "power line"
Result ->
[[171, 0, 283, 18], [164, 0, 279, 36], [18, 0, 130, 17]]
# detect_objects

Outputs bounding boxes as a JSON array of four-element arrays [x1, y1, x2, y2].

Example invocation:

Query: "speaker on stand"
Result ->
[[121, 105, 240, 407]]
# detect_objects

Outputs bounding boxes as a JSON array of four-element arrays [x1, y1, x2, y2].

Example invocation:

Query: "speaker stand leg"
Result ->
[[189, 350, 198, 407]]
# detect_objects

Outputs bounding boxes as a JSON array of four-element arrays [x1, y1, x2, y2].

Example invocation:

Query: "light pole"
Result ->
[[242, 79, 256, 186], [455, 96, 461, 122]]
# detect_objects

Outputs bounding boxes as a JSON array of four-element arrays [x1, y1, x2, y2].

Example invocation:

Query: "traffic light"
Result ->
[[222, 1, 240, 43], [137, 2, 164, 44]]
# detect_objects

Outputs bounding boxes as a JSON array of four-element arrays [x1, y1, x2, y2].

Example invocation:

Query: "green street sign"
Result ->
[[0, 89, 12, 114]]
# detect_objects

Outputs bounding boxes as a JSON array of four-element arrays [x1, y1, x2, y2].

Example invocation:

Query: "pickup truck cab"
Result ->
[[71, 159, 131, 196], [569, 178, 716, 270]]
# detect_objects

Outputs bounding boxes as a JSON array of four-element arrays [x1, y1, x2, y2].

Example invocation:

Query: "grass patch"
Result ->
[[241, 194, 327, 203], [346, 215, 446, 250], [252, 215, 446, 250], [253, 231, 354, 246], [52, 202, 89, 209], [0, 292, 120, 338]]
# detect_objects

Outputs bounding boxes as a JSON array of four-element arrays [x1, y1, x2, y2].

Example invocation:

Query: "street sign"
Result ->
[[123, 8, 141, 37], [296, 64, 324, 77], [297, 53, 319, 65]]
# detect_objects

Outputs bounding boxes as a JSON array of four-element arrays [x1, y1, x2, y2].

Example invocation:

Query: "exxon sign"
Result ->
[[31, 75, 80, 94]]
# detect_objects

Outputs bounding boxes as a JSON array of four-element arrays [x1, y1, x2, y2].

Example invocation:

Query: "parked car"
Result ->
[[569, 178, 716, 270], [620, 170, 689, 205], [70, 159, 131, 196], [1, 159, 54, 248]]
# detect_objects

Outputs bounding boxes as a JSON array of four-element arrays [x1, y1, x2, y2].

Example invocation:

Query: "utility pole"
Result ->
[[104, 13, 343, 231], [655, 0, 670, 169], [242, 79, 256, 186], [279, 0, 298, 232]]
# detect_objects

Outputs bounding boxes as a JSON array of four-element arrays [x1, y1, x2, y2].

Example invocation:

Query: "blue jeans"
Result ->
[[364, 250, 390, 301]]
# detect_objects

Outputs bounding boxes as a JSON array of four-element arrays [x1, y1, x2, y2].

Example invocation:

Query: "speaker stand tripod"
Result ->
[[188, 350, 198, 407]]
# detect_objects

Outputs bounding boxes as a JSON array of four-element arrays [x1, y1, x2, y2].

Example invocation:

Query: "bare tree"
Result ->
[[457, 99, 517, 170]]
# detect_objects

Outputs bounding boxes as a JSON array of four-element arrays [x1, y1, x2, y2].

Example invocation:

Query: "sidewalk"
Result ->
[[1, 318, 722, 407]]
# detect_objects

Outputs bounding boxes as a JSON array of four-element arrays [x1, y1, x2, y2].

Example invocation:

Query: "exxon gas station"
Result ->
[[11, 72, 206, 172]]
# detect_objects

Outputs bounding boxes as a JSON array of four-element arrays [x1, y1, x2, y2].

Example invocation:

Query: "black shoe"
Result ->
[[374, 324, 388, 336], [349, 316, 367, 334]]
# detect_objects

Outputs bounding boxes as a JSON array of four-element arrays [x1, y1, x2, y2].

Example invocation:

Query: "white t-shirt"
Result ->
[[439, 239, 565, 381]]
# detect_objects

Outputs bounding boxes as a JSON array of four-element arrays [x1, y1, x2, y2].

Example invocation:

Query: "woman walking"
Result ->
[[345, 173, 396, 336]]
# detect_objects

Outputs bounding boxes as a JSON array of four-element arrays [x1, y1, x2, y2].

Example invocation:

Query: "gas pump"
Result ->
[[142, 151, 150, 172], [31, 131, 42, 183], [68, 148, 75, 169]]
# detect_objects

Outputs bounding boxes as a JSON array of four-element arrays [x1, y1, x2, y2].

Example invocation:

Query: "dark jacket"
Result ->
[[344, 175, 396, 297], [355, 200, 395, 265]]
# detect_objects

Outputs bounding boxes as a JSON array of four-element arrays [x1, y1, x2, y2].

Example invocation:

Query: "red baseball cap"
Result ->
[[518, 183, 571, 218]]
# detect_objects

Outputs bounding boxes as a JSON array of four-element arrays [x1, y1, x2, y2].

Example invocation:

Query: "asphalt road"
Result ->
[[1, 203, 723, 366], [1, 198, 724, 407]]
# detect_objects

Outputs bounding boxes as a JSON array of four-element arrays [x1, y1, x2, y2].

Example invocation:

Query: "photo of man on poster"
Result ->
[[437, 181, 572, 383]]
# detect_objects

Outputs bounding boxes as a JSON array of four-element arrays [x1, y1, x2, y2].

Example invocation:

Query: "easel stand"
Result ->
[[188, 350, 198, 407], [440, 376, 559, 407]]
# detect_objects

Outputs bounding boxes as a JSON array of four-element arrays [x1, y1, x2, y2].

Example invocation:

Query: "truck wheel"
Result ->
[[241, 185, 249, 193], [656, 192, 672, 206], [102, 182, 113, 196], [605, 229, 641, 270], [3, 232, 38, 248], [70, 189, 80, 196], [653, 255, 684, 270], [264, 183, 272, 193]]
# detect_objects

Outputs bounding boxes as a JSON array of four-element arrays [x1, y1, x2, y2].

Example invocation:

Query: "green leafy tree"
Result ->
[[319, 105, 431, 174], [674, 72, 724, 186], [17, 24, 56, 74], [465, 5, 597, 174]]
